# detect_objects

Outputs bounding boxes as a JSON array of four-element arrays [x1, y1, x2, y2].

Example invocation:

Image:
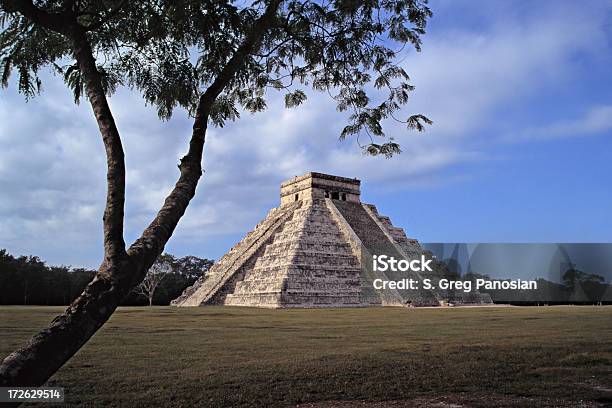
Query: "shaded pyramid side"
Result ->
[[225, 198, 365, 307], [325, 198, 402, 306], [333, 201, 440, 306], [363, 205, 493, 305]]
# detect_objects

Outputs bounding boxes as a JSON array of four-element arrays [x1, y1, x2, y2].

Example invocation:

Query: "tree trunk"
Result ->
[[148, 294, 153, 307], [0, 0, 283, 388]]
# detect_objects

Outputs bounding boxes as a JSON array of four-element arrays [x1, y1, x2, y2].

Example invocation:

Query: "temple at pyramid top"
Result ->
[[172, 172, 492, 308], [280, 172, 361, 205]]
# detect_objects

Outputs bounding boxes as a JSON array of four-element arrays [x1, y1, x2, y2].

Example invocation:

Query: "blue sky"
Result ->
[[386, 0, 612, 244], [0, 0, 611, 268]]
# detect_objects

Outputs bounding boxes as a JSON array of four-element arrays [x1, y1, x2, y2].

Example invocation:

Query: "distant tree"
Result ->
[[175, 256, 214, 280], [562, 266, 607, 303], [562, 267, 605, 291], [150, 255, 213, 304], [135, 258, 171, 306], [0, 0, 432, 386], [131, 253, 214, 305]]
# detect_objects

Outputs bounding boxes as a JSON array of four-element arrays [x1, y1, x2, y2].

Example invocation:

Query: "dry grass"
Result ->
[[1, 306, 611, 407]]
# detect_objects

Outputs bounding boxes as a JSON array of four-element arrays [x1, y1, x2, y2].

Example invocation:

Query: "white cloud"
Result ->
[[505, 105, 612, 141]]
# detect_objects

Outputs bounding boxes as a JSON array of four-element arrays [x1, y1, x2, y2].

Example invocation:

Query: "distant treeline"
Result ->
[[461, 271, 611, 305], [0, 249, 213, 306]]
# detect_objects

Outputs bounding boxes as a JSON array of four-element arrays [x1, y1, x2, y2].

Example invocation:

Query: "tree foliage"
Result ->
[[134, 256, 170, 306], [130, 253, 213, 305], [562, 267, 605, 292], [1, 0, 432, 156]]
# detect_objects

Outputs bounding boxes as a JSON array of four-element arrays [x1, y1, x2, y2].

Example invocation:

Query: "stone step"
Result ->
[[262, 242, 354, 253]]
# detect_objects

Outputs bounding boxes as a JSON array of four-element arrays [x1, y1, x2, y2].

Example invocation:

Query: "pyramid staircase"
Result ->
[[171, 202, 301, 306], [224, 198, 363, 307]]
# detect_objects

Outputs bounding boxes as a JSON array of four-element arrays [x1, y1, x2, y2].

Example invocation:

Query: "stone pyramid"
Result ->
[[172, 172, 492, 308]]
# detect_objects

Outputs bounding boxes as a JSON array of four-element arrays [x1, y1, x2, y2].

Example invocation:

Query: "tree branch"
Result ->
[[6, 0, 127, 271], [3, 0, 72, 33], [126, 0, 284, 275], [8, 0, 127, 268], [85, 0, 129, 31], [71, 28, 127, 268]]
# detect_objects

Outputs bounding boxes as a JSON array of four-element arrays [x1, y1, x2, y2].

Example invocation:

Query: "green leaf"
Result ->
[[284, 89, 306, 108], [407, 114, 433, 132]]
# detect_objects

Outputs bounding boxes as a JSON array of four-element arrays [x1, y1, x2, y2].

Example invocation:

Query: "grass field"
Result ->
[[1, 306, 611, 407]]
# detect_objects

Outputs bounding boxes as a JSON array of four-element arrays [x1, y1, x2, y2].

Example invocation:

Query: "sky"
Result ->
[[1, 0, 611, 269]]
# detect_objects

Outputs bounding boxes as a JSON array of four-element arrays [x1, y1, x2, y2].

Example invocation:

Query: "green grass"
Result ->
[[1, 306, 611, 407]]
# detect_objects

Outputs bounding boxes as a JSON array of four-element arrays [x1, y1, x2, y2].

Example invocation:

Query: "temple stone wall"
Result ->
[[280, 172, 360, 205]]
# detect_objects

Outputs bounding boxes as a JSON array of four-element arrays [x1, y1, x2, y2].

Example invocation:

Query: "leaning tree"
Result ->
[[0, 0, 432, 386]]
